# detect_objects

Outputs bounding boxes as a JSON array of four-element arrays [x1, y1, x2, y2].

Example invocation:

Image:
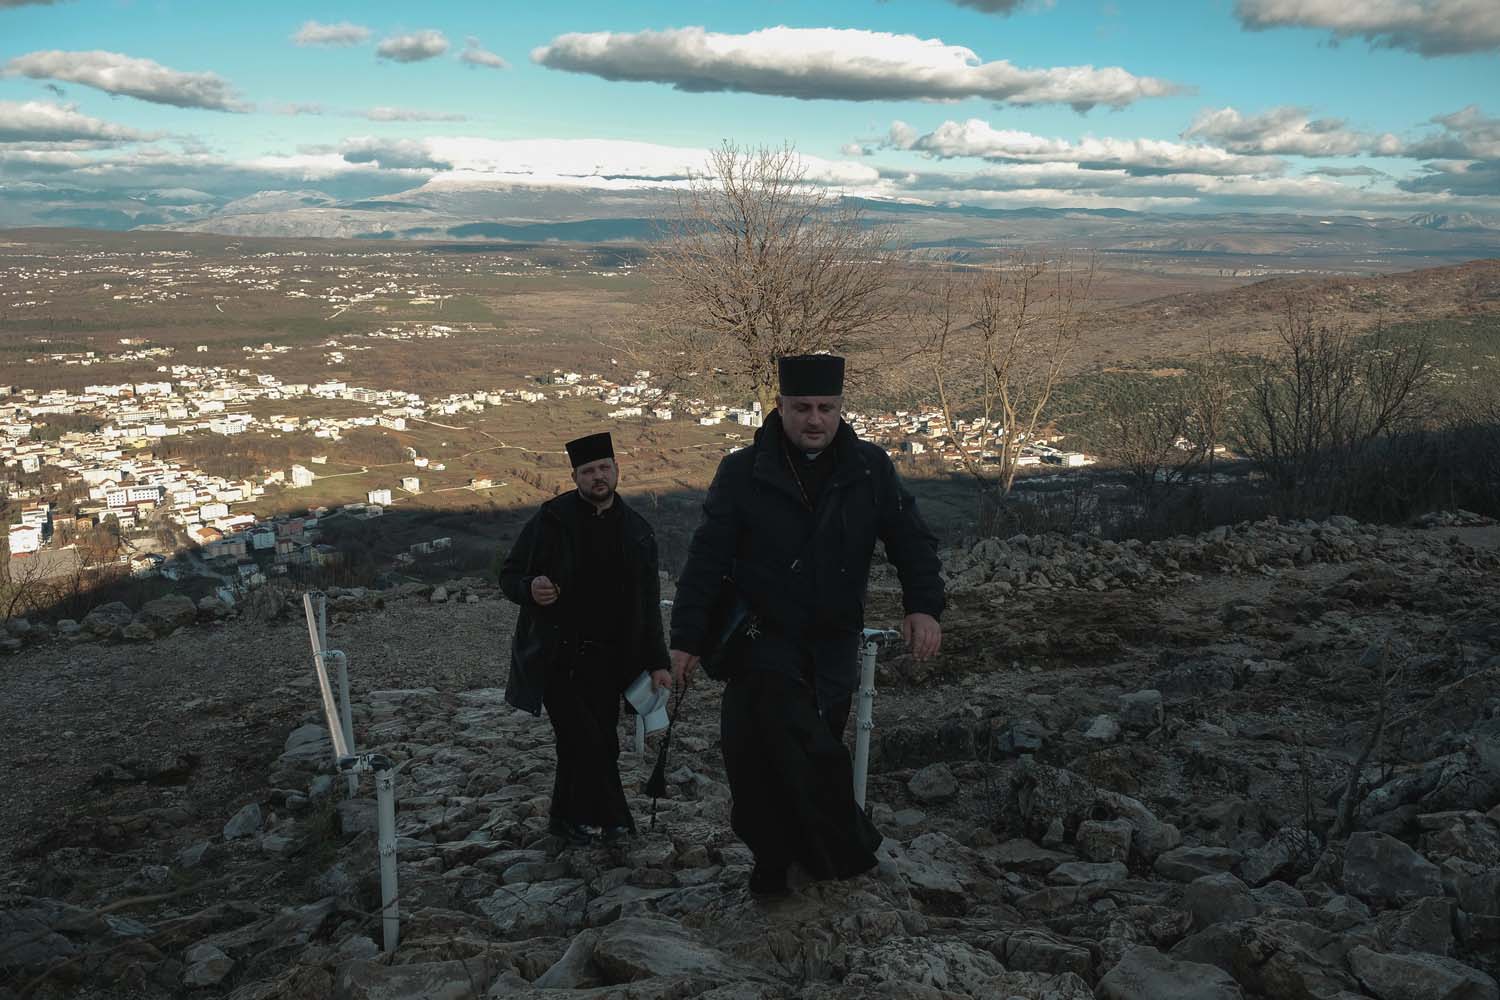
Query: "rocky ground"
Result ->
[[3, 510, 1500, 999]]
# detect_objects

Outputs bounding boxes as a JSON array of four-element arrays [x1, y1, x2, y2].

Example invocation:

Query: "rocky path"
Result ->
[[3, 513, 1500, 998]]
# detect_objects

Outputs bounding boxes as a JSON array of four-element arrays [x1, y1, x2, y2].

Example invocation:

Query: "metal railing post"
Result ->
[[300, 590, 400, 955], [854, 628, 899, 811], [375, 765, 399, 953]]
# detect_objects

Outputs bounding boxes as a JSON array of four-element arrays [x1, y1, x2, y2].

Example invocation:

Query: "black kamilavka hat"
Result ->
[[565, 432, 614, 469], [778, 354, 845, 396]]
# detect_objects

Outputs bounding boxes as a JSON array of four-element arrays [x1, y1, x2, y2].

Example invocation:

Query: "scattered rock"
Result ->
[[1185, 873, 1258, 929], [1077, 819, 1134, 864], [1118, 690, 1164, 731], [1098, 945, 1245, 1000], [1154, 846, 1242, 883], [139, 594, 198, 635], [908, 763, 959, 804], [1343, 832, 1444, 907], [82, 601, 133, 637], [1348, 945, 1499, 1000], [222, 803, 263, 841]]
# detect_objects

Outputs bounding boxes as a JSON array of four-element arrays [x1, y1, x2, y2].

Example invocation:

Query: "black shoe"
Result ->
[[547, 817, 594, 846], [749, 862, 789, 897], [601, 824, 632, 845]]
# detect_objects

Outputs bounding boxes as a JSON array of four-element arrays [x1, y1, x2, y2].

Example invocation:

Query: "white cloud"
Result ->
[[532, 26, 1186, 111], [376, 30, 450, 63], [459, 38, 508, 70], [362, 107, 467, 122], [1234, 0, 1500, 56], [274, 102, 326, 116], [885, 117, 1284, 176], [0, 99, 155, 145], [292, 20, 371, 47], [1403, 105, 1500, 159], [330, 136, 886, 193], [2, 50, 247, 111], [1183, 106, 1396, 156]]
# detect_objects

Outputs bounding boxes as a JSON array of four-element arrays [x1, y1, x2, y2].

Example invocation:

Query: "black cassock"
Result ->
[[720, 666, 882, 879]]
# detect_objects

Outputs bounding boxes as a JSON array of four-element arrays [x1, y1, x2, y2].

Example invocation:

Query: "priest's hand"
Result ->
[[903, 613, 942, 662], [651, 668, 673, 692], [669, 649, 699, 688], [530, 575, 560, 606]]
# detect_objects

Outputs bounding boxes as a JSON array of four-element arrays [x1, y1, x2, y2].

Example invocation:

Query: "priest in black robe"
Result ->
[[668, 355, 945, 894], [498, 432, 671, 846]]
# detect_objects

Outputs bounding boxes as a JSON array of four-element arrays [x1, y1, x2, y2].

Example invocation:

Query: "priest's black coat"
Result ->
[[496, 491, 669, 715], [669, 410, 944, 708]]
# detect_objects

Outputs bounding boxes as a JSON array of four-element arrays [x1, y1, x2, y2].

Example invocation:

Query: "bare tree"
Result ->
[[920, 253, 1095, 497], [1234, 299, 1432, 514], [637, 143, 903, 412], [1097, 379, 1207, 511], [2, 550, 56, 621]]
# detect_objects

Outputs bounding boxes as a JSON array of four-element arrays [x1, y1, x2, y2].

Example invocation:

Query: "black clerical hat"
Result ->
[[778, 354, 845, 396], [565, 432, 614, 468]]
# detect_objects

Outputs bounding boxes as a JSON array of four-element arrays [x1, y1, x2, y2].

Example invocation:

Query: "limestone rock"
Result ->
[[1348, 945, 1499, 1000], [1154, 846, 1242, 883], [1172, 918, 1359, 999], [1050, 861, 1129, 886], [1343, 832, 1444, 907], [1098, 945, 1244, 1000], [1239, 826, 1319, 886], [82, 601, 133, 636], [1185, 873, 1258, 929], [222, 803, 263, 841], [1077, 819, 1133, 863], [1013, 761, 1180, 861], [1118, 690, 1164, 731], [592, 916, 743, 982], [478, 880, 586, 936], [335, 957, 498, 1000], [999, 930, 1093, 980], [908, 763, 959, 804], [139, 594, 197, 634]]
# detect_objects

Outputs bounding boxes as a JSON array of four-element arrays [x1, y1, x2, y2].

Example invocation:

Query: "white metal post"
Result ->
[[853, 638, 879, 810], [302, 590, 400, 955], [304, 595, 350, 761], [375, 766, 399, 954], [329, 650, 357, 798]]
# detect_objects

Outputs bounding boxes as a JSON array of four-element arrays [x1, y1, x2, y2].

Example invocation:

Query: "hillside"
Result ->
[[3, 513, 1500, 998], [1077, 257, 1500, 361]]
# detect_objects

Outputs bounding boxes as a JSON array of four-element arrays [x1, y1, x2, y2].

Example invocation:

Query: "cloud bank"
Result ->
[[533, 26, 1185, 111], [885, 117, 1285, 176], [1183, 106, 1401, 156], [1234, 0, 1500, 56], [0, 100, 154, 145], [3, 50, 247, 111]]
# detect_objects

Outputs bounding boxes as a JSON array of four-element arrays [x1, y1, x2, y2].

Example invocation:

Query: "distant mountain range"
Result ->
[[96, 183, 1500, 262]]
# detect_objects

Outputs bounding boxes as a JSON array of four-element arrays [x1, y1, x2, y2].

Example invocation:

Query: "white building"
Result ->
[[400, 476, 420, 494], [367, 488, 392, 506], [290, 465, 315, 488], [8, 525, 41, 554]]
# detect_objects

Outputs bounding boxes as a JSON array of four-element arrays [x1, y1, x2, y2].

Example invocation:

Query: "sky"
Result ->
[[0, 0, 1497, 227]]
